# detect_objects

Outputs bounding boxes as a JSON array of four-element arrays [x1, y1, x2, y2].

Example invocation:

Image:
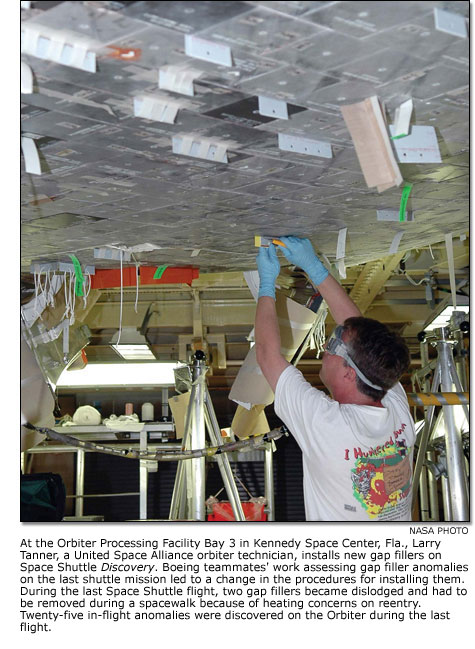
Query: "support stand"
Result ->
[[412, 315, 469, 521], [169, 351, 246, 521]]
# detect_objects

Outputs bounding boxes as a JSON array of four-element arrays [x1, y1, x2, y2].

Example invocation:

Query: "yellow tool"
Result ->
[[254, 236, 286, 248]]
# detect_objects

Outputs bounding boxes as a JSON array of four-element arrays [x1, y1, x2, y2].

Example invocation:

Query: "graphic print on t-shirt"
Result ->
[[349, 424, 412, 519]]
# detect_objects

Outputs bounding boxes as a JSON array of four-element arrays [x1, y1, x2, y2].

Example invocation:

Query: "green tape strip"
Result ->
[[391, 133, 408, 140], [153, 264, 168, 280], [69, 254, 85, 297], [399, 183, 413, 222]]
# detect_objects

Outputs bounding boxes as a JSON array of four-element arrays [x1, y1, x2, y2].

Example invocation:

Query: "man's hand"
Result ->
[[280, 236, 329, 286], [257, 245, 281, 299]]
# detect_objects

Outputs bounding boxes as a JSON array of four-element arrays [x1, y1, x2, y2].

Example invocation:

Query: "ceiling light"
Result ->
[[56, 362, 182, 388], [111, 344, 156, 360], [111, 327, 156, 361]]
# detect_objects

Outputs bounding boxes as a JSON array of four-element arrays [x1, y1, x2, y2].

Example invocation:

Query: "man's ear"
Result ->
[[343, 365, 357, 383]]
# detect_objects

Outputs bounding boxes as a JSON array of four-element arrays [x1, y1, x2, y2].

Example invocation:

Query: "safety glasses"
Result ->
[[325, 326, 383, 391]]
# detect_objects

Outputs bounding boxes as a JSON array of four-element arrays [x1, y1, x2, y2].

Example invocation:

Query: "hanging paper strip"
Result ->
[[444, 233, 457, 309]]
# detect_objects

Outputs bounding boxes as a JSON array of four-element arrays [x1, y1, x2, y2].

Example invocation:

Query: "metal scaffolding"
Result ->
[[169, 351, 277, 521], [412, 312, 469, 522]]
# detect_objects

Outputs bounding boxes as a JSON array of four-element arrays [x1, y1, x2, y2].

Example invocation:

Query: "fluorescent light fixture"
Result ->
[[425, 305, 469, 331], [111, 327, 155, 360], [57, 363, 182, 388], [112, 344, 156, 361]]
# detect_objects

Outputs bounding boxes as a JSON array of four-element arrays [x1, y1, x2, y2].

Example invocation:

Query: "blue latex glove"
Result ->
[[280, 236, 329, 286], [256, 245, 280, 299]]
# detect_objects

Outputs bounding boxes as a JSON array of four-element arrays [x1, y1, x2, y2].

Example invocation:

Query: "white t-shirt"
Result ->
[[275, 365, 416, 522]]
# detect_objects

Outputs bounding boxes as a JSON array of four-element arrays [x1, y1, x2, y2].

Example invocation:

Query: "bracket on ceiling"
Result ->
[[434, 7, 467, 38], [278, 133, 332, 158], [94, 247, 131, 262], [159, 65, 203, 96], [184, 34, 233, 67], [172, 135, 229, 163], [377, 210, 415, 222], [21, 25, 96, 72], [258, 96, 289, 120], [133, 94, 181, 124], [389, 125, 441, 164]]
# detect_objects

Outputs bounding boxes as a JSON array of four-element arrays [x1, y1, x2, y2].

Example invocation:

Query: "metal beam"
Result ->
[[86, 299, 256, 328], [349, 253, 405, 314]]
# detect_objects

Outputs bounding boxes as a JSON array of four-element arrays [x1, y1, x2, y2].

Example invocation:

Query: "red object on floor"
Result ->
[[91, 268, 138, 289], [90, 266, 199, 289], [140, 266, 199, 286], [207, 501, 267, 522]]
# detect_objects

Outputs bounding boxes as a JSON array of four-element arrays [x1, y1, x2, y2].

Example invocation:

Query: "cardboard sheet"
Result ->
[[341, 96, 403, 192], [231, 404, 269, 440], [229, 293, 316, 438], [168, 391, 191, 440]]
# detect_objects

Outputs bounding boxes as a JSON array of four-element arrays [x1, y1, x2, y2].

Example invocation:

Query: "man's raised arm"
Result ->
[[254, 245, 290, 392], [254, 237, 362, 392], [279, 236, 361, 325]]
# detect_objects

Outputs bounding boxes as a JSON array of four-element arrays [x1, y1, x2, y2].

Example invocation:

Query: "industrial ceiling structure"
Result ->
[[21, 1, 469, 393]]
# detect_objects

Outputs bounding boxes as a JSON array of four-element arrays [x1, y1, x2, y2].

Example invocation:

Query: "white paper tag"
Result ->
[[21, 137, 41, 175], [232, 400, 252, 411], [337, 258, 347, 279], [444, 233, 457, 309], [336, 228, 348, 260], [21, 61, 33, 93], [393, 99, 413, 137], [389, 231, 405, 254], [244, 270, 260, 302]]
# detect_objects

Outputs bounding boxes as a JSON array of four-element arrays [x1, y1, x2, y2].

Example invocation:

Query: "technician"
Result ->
[[255, 236, 415, 521]]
